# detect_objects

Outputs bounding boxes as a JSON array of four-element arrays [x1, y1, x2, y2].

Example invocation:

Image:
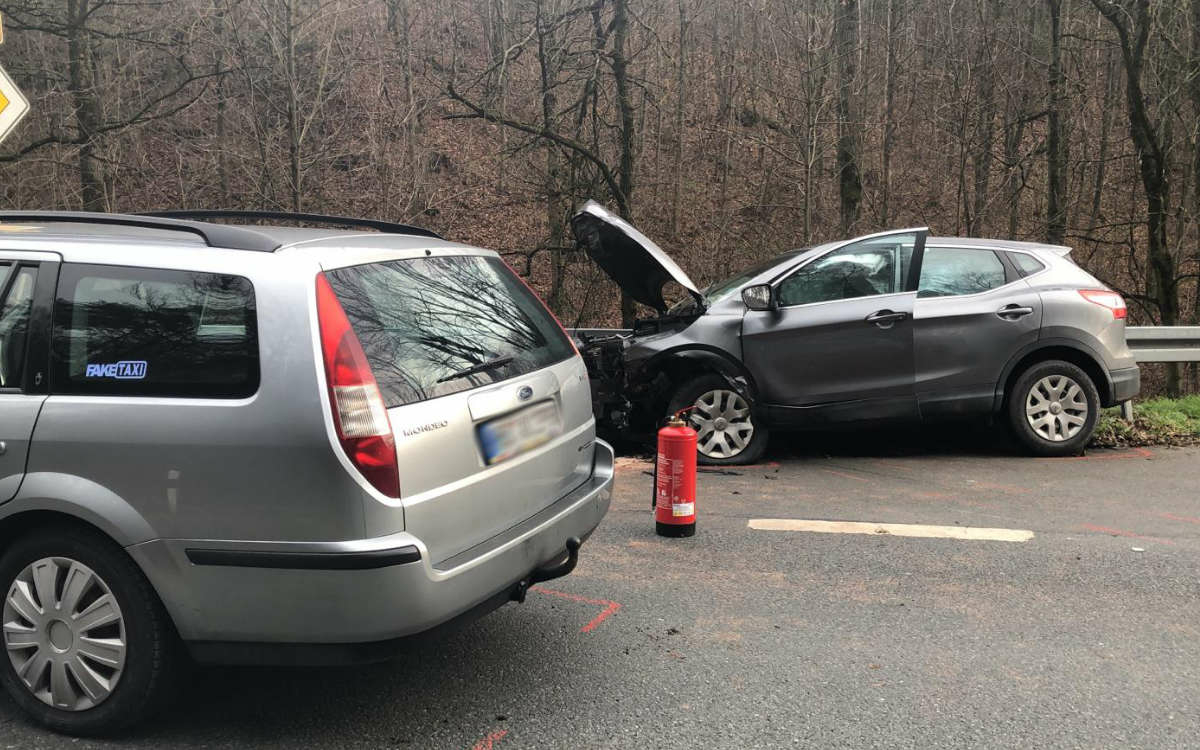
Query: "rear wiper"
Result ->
[[436, 355, 515, 384]]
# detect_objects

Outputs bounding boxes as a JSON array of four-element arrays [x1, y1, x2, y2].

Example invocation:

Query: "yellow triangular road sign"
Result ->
[[0, 64, 30, 145]]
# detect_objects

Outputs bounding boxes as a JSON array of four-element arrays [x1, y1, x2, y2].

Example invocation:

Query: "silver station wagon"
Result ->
[[0, 210, 613, 735]]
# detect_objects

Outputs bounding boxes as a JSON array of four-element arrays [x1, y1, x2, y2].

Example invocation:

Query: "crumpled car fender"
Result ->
[[638, 345, 758, 402]]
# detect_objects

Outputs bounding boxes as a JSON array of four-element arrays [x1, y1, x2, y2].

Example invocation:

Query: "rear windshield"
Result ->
[[325, 255, 574, 407]]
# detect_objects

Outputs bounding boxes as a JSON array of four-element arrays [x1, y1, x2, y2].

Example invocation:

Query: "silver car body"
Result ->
[[0, 219, 612, 663], [572, 217, 1139, 437]]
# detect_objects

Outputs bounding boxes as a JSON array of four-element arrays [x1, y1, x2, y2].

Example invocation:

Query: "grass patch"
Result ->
[[1091, 395, 1200, 447]]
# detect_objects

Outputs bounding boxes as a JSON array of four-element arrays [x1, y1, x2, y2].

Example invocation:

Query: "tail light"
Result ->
[[315, 273, 401, 498], [1079, 289, 1127, 320]]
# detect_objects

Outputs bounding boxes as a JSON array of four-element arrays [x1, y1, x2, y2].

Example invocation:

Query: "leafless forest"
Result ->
[[1, 0, 1198, 391]]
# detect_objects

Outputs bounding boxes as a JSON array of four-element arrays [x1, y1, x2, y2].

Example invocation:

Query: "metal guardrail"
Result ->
[[1126, 326, 1200, 363], [1118, 327, 1199, 420]]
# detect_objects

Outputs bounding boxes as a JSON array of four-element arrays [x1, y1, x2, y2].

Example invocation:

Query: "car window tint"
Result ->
[[51, 264, 259, 398], [0, 265, 37, 389], [918, 247, 1007, 298], [777, 234, 915, 306], [325, 255, 574, 408], [1011, 252, 1046, 276]]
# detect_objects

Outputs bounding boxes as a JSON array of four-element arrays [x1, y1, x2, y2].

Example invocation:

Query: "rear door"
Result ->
[[912, 246, 1042, 418], [741, 229, 926, 426], [0, 253, 55, 502], [323, 252, 593, 564]]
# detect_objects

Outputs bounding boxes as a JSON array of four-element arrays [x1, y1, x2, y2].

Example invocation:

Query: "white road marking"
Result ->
[[748, 518, 1034, 542]]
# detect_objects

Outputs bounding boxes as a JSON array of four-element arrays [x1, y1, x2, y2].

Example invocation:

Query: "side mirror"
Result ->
[[741, 284, 776, 312]]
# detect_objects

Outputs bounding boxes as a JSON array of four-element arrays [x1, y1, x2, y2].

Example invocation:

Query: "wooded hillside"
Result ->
[[1, 0, 1198, 391]]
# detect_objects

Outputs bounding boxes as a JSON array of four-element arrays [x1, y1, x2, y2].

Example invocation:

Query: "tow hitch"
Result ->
[[510, 537, 582, 603]]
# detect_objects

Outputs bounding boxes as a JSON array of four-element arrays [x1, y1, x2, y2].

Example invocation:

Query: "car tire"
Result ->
[[0, 525, 179, 736], [667, 375, 768, 465], [1007, 360, 1100, 457]]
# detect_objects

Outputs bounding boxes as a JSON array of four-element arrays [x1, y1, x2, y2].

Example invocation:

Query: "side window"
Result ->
[[0, 265, 38, 389], [778, 234, 916, 306], [917, 248, 1007, 298], [51, 264, 259, 398], [1010, 252, 1046, 277]]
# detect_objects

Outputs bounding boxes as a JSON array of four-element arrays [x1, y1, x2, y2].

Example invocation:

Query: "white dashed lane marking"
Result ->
[[748, 518, 1034, 542]]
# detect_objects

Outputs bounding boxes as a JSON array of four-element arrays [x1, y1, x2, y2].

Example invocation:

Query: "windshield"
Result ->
[[325, 255, 574, 407], [700, 249, 809, 305]]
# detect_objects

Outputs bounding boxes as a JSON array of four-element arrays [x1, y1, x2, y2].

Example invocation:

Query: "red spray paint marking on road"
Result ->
[[1052, 447, 1153, 461], [533, 587, 622, 633], [1159, 512, 1200, 526], [470, 729, 508, 750], [1081, 523, 1174, 546]]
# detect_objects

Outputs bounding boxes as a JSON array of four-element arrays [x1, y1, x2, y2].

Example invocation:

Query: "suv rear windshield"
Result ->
[[325, 255, 574, 407]]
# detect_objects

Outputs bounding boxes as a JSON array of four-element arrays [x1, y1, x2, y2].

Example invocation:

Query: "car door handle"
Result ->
[[865, 309, 908, 326], [997, 304, 1034, 320]]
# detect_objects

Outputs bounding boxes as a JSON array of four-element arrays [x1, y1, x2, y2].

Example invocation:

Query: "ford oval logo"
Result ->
[[518, 385, 534, 401]]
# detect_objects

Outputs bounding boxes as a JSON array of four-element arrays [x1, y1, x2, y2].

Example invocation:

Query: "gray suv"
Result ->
[[0, 210, 612, 734], [572, 201, 1139, 464]]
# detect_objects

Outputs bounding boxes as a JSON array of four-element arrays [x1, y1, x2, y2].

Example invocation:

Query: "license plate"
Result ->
[[478, 401, 562, 465]]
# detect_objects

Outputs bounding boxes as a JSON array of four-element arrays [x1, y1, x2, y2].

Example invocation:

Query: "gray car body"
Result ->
[[590, 228, 1138, 432], [0, 220, 612, 663]]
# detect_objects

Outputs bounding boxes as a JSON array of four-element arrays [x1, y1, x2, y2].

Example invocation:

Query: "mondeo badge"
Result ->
[[518, 385, 534, 401]]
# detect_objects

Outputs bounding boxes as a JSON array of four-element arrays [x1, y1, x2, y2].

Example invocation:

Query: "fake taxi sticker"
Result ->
[[85, 361, 148, 380]]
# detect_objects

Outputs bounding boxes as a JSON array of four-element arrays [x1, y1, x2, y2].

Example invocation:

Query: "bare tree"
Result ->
[[1091, 0, 1180, 394], [1047, 0, 1068, 244], [833, 0, 862, 233]]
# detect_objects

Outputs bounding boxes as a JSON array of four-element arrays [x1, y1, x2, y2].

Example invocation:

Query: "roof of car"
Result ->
[[0, 211, 457, 253], [927, 236, 1072, 254]]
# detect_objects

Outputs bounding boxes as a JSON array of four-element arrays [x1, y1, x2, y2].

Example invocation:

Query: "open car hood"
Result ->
[[570, 200, 703, 313]]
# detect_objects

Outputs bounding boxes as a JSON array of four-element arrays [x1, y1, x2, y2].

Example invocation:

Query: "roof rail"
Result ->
[[138, 210, 444, 240], [0, 211, 280, 252]]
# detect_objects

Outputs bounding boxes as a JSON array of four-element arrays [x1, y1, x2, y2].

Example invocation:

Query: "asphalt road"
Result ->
[[4, 430, 1199, 749]]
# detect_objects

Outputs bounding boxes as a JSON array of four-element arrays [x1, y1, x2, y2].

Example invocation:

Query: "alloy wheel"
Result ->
[[3, 557, 127, 711], [690, 389, 755, 459], [1025, 374, 1089, 442]]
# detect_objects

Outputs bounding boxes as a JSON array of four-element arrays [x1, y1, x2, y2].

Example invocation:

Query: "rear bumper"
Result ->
[[1107, 366, 1141, 405], [127, 440, 614, 662]]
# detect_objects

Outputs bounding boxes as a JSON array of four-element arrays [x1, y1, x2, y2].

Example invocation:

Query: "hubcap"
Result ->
[[689, 389, 754, 459], [3, 557, 127, 711], [1026, 375, 1088, 442]]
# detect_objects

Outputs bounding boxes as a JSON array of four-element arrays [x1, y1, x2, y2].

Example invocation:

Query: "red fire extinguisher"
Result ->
[[653, 412, 697, 537]]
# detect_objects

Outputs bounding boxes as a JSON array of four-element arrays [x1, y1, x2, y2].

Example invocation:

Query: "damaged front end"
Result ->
[[569, 200, 752, 444], [575, 322, 747, 443], [574, 329, 636, 435]]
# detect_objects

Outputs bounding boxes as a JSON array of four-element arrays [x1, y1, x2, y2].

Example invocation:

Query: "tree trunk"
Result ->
[[612, 0, 636, 327], [881, 0, 900, 227], [285, 0, 301, 212], [1047, 0, 1068, 245], [1088, 46, 1116, 235], [834, 0, 862, 233], [67, 0, 104, 211], [1092, 0, 1179, 394], [969, 1, 996, 236], [1191, 0, 1200, 332], [215, 0, 230, 206], [535, 0, 565, 314], [669, 0, 687, 236]]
